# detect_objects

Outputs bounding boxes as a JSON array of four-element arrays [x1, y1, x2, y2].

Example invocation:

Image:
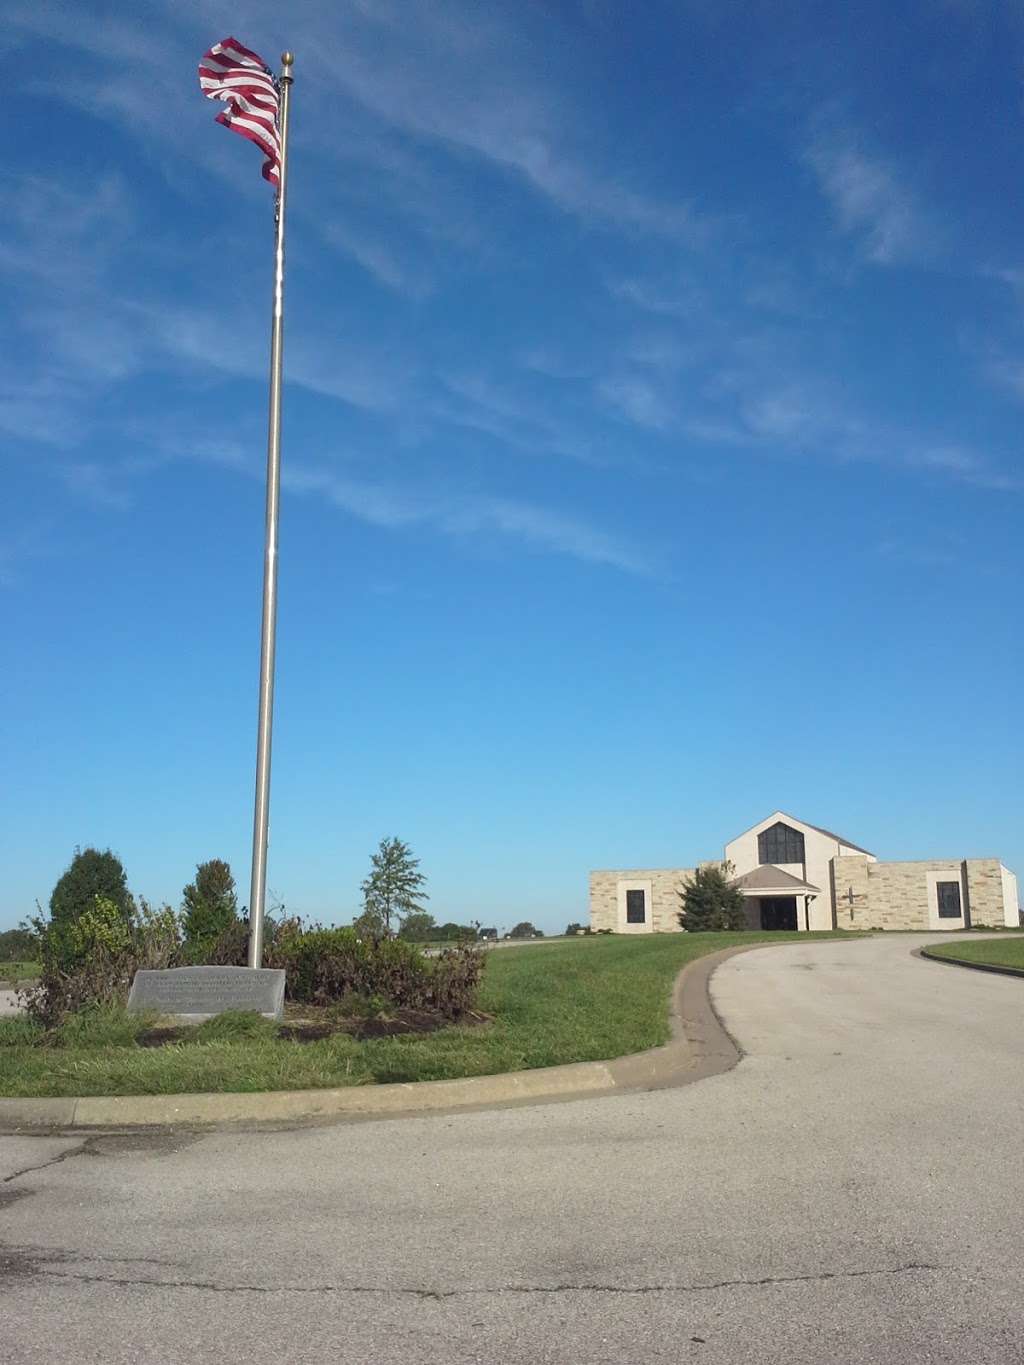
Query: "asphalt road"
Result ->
[[2, 935, 1022, 1363]]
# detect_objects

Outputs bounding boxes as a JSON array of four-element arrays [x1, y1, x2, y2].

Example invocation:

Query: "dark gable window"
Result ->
[[758, 822, 805, 866], [626, 889, 646, 924], [936, 881, 962, 919]]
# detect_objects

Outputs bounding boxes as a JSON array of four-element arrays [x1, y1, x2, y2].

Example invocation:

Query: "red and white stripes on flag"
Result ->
[[198, 38, 281, 186]]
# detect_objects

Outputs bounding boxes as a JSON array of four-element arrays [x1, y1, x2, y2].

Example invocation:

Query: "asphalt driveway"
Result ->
[[2, 935, 1022, 1363]]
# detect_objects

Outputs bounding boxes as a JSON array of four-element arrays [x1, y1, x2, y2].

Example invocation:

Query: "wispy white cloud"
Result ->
[[433, 371, 604, 464], [0, 174, 134, 289], [104, 415, 652, 574], [805, 134, 937, 266], [697, 369, 1022, 491], [983, 353, 1024, 402], [320, 219, 432, 296], [620, 333, 696, 372], [0, 373, 86, 445], [13, 1, 707, 247], [282, 464, 654, 574], [518, 347, 593, 381], [905, 444, 1022, 492], [59, 461, 133, 509], [5, 0, 1018, 584], [596, 374, 677, 431], [607, 275, 707, 319]]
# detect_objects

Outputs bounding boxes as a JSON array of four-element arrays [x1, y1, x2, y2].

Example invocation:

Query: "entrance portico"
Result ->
[[728, 863, 820, 932]]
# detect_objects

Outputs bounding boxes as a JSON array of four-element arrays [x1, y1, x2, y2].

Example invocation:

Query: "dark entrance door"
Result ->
[[760, 896, 798, 931]]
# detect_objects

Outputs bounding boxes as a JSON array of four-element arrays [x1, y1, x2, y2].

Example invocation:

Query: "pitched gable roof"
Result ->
[[730, 864, 822, 894], [731, 810, 874, 857], [783, 814, 874, 856]]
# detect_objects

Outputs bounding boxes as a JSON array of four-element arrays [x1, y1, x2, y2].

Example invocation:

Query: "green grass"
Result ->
[[0, 961, 40, 985], [194, 1010, 280, 1043], [0, 931, 857, 1098], [55, 1003, 157, 1048], [924, 937, 1024, 974]]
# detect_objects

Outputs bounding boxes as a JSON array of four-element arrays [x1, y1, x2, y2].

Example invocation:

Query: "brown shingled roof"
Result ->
[[730, 864, 822, 894], [776, 812, 874, 856]]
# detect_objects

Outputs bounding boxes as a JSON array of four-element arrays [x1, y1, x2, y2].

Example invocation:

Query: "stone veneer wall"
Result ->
[[833, 856, 1010, 929], [589, 869, 693, 933], [964, 859, 1010, 927]]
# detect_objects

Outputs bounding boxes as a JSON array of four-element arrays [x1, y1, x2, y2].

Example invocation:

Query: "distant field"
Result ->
[[0, 961, 40, 985], [0, 930, 859, 1098], [924, 938, 1024, 974]]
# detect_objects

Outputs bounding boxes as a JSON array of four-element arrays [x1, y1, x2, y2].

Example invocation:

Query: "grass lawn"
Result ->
[[0, 930, 856, 1098], [0, 961, 40, 986], [924, 937, 1024, 974]]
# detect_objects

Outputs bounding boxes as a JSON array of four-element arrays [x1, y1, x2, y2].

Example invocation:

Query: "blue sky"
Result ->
[[3, 0, 1022, 932]]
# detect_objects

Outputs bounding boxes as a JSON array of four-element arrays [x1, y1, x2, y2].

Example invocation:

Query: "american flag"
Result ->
[[198, 38, 281, 186]]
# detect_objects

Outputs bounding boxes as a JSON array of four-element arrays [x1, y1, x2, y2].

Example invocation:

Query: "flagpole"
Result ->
[[247, 50, 294, 969]]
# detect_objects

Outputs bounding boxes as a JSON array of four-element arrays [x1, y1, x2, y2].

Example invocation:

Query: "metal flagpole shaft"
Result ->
[[247, 51, 294, 969]]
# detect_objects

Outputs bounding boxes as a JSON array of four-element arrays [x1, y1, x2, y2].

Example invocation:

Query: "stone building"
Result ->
[[589, 810, 1019, 934]]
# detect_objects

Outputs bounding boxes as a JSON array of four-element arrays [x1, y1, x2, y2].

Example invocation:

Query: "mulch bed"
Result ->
[[136, 1028, 185, 1048], [282, 1007, 471, 1042], [136, 1006, 490, 1048]]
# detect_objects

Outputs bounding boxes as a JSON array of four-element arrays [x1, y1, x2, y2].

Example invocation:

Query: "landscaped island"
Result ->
[[0, 931, 855, 1098], [922, 937, 1024, 975]]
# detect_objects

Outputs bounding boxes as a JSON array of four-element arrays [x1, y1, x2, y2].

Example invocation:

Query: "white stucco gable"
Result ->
[[726, 810, 874, 863], [724, 812, 876, 933]]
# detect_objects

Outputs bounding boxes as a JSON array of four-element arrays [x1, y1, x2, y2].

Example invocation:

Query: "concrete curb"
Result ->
[[0, 944, 759, 1133], [917, 946, 1024, 979]]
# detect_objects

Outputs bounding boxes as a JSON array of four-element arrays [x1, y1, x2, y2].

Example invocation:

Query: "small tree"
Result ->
[[49, 848, 132, 929], [398, 911, 437, 942], [508, 921, 541, 939], [360, 837, 428, 937], [678, 863, 747, 932], [0, 927, 37, 961], [181, 860, 239, 955], [434, 922, 477, 941], [352, 907, 386, 939], [565, 922, 585, 936]]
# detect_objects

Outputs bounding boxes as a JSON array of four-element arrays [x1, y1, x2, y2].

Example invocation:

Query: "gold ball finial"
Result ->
[[281, 51, 294, 67]]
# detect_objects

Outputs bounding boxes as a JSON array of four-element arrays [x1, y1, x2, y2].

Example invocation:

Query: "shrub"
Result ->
[[194, 1010, 278, 1043], [49, 847, 132, 931], [397, 911, 436, 942], [509, 921, 542, 939], [208, 912, 299, 967], [276, 927, 484, 1019], [56, 1003, 155, 1048], [0, 928, 37, 962], [329, 992, 388, 1020], [181, 860, 239, 960], [22, 895, 181, 1028], [434, 922, 478, 942], [427, 942, 486, 1018], [205, 916, 251, 966], [678, 863, 747, 932]]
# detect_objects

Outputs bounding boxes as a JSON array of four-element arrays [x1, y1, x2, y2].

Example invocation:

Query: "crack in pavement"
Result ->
[[12, 1260, 946, 1299], [1, 1143, 93, 1185], [2, 1131, 199, 1188]]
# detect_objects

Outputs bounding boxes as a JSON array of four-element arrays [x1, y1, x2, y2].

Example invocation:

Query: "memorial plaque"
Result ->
[[127, 966, 286, 1022]]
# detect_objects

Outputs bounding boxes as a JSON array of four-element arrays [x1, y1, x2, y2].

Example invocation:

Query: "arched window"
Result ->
[[758, 821, 805, 866]]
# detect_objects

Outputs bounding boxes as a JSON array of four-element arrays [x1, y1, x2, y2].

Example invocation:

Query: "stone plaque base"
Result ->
[[127, 966, 286, 1023]]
